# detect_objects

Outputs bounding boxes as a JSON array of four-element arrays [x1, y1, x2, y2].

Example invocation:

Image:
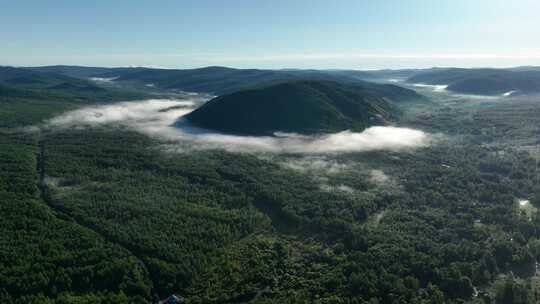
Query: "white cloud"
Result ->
[[281, 156, 348, 174], [409, 83, 519, 100], [320, 184, 355, 193], [370, 169, 390, 184], [48, 99, 196, 128], [89, 77, 117, 83], [48, 99, 430, 154], [412, 83, 448, 92]]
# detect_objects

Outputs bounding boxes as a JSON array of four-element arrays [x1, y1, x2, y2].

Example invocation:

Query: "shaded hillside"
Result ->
[[0, 83, 38, 98], [360, 82, 426, 102], [183, 80, 421, 135]]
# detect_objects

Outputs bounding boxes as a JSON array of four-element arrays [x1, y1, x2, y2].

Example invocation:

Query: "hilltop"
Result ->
[[184, 80, 423, 135]]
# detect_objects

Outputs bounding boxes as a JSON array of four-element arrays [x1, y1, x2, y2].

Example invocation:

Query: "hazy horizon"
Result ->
[[4, 62, 540, 72], [2, 0, 540, 69], [4, 54, 540, 71]]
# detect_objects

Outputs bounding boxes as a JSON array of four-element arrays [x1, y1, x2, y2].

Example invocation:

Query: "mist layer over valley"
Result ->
[[48, 98, 430, 154]]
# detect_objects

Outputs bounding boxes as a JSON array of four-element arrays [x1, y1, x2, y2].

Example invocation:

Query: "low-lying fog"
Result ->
[[411, 83, 518, 100], [387, 79, 518, 100], [412, 83, 448, 92], [47, 98, 430, 154]]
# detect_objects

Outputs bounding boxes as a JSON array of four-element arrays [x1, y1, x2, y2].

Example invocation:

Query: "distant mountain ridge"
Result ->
[[405, 68, 540, 96], [25, 65, 375, 95], [18, 65, 540, 96], [0, 66, 104, 92], [183, 79, 423, 135], [0, 66, 144, 101]]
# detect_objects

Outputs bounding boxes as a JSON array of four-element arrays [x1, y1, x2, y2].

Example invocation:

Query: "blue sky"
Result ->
[[2, 0, 540, 69]]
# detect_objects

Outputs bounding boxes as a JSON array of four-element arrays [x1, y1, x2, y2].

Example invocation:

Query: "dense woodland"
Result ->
[[2, 67, 540, 303]]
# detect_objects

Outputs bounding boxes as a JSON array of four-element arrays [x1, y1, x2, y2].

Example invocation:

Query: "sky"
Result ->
[[1, 0, 540, 69]]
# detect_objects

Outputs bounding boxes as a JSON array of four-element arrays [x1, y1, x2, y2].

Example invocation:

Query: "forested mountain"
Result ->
[[0, 67, 150, 128], [184, 80, 422, 135], [25, 65, 129, 78], [406, 68, 540, 96], [0, 66, 147, 102], [0, 66, 102, 91], [26, 65, 374, 95], [24, 65, 540, 97]]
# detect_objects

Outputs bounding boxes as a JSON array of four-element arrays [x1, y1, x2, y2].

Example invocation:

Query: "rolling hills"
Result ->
[[406, 68, 540, 96], [26, 65, 374, 95], [0, 67, 150, 128], [20, 65, 540, 96], [0, 66, 103, 91], [0, 66, 145, 101]]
